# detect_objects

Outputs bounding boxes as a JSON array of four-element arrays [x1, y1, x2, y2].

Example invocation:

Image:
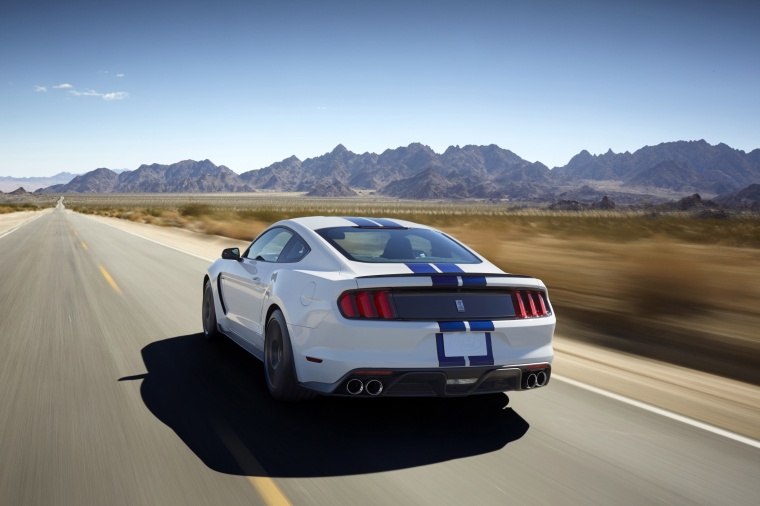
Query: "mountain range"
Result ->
[[40, 160, 255, 194], [0, 172, 78, 193], [32, 140, 760, 203]]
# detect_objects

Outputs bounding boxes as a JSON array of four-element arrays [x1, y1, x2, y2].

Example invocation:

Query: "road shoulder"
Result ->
[[0, 209, 52, 237]]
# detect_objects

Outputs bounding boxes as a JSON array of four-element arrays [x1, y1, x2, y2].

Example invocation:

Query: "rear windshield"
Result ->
[[316, 227, 481, 264]]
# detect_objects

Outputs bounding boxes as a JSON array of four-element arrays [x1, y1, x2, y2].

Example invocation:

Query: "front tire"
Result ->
[[202, 281, 220, 340], [264, 310, 314, 401]]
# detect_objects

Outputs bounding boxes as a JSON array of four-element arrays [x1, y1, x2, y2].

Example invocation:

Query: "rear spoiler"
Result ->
[[355, 274, 545, 290]]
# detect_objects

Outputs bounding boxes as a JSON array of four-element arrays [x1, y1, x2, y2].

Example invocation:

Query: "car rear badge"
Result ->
[[455, 299, 465, 312]]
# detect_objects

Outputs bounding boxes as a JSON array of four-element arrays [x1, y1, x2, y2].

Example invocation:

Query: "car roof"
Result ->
[[285, 216, 434, 231]]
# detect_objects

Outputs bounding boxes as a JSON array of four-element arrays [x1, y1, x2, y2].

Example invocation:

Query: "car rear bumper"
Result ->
[[289, 313, 555, 388], [301, 363, 551, 397]]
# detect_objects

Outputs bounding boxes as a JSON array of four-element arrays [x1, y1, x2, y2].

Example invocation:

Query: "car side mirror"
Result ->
[[221, 247, 241, 261]]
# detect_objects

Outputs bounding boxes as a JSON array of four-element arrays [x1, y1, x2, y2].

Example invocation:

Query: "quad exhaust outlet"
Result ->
[[365, 379, 384, 396], [346, 378, 384, 396], [346, 379, 364, 395], [524, 370, 549, 390]]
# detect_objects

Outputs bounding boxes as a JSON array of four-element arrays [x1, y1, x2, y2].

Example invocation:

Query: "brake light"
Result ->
[[356, 292, 375, 317], [512, 290, 550, 318], [339, 290, 396, 320], [340, 293, 357, 317], [536, 292, 548, 315], [513, 291, 527, 318], [374, 291, 394, 319]]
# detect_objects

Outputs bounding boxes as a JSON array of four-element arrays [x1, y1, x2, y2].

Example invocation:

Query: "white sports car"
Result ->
[[202, 216, 555, 400]]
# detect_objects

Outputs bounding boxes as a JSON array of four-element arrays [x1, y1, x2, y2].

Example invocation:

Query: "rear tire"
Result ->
[[202, 281, 220, 340], [264, 310, 315, 401]]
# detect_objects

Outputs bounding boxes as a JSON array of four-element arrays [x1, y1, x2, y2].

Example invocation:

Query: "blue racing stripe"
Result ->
[[468, 332, 494, 366], [436, 333, 466, 367], [461, 276, 487, 287], [406, 263, 438, 274], [371, 218, 403, 228], [438, 321, 467, 332], [431, 276, 459, 287], [342, 217, 378, 227], [469, 320, 495, 332], [434, 263, 464, 274]]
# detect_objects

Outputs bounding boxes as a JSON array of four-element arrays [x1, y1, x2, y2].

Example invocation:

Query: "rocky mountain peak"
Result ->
[[32, 140, 760, 201], [307, 178, 358, 197], [572, 149, 593, 161]]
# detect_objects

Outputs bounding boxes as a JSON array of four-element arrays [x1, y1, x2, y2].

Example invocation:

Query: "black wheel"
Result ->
[[202, 281, 220, 340], [264, 310, 315, 401]]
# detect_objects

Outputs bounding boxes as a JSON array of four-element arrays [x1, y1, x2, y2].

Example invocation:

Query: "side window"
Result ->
[[278, 235, 310, 263], [244, 228, 294, 262]]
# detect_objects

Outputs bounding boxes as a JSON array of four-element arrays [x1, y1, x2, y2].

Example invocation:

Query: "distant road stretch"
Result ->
[[1, 208, 758, 506]]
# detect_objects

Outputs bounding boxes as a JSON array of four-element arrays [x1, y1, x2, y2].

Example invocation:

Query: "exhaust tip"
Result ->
[[346, 379, 364, 395], [525, 373, 538, 389], [365, 379, 384, 396], [536, 371, 548, 387]]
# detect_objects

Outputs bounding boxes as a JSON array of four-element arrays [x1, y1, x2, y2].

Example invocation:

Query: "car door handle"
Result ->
[[252, 276, 261, 282]]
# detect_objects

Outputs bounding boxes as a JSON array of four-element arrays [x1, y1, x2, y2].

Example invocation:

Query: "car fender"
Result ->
[[266, 269, 358, 331]]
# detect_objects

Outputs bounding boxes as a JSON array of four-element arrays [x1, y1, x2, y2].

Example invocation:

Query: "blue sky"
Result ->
[[1, 0, 758, 177]]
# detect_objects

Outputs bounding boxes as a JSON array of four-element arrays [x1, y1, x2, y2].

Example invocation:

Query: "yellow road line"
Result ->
[[98, 265, 122, 295], [81, 241, 88, 250], [247, 477, 292, 506], [214, 420, 291, 505]]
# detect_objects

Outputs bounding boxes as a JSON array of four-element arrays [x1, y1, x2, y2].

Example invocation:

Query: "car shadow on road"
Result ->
[[119, 333, 530, 478]]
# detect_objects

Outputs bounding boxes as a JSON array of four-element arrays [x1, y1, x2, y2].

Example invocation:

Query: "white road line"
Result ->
[[0, 211, 48, 240], [76, 212, 760, 451], [553, 374, 760, 450]]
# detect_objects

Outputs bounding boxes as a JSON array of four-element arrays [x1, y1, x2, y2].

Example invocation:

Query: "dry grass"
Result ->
[[0, 194, 59, 216], [65, 193, 760, 384], [463, 229, 760, 384], [0, 202, 50, 214]]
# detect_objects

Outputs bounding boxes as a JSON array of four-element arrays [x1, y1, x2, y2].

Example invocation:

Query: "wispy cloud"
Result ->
[[69, 89, 101, 97], [35, 81, 128, 101], [103, 91, 128, 101], [100, 71, 126, 78], [69, 89, 129, 100]]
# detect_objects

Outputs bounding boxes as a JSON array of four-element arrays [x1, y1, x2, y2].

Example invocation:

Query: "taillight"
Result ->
[[356, 292, 374, 317], [512, 290, 550, 318], [340, 292, 357, 317], [374, 291, 394, 319], [339, 290, 396, 319]]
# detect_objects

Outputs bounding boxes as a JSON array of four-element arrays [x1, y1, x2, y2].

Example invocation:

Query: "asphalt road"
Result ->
[[1, 207, 758, 505]]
